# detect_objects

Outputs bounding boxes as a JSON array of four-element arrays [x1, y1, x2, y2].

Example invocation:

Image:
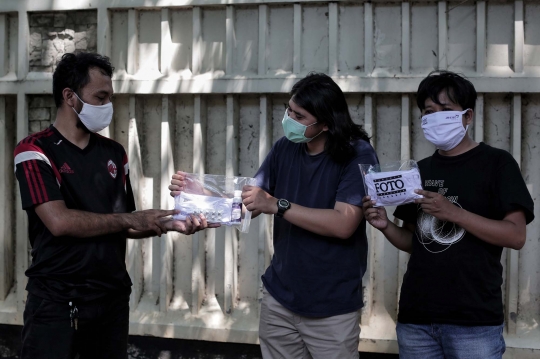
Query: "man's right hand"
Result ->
[[127, 209, 175, 236], [362, 196, 389, 230]]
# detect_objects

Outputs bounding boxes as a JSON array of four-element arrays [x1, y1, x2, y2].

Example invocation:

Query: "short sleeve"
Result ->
[[335, 140, 379, 207], [121, 149, 136, 213], [14, 142, 63, 210], [254, 143, 277, 195], [493, 153, 534, 224]]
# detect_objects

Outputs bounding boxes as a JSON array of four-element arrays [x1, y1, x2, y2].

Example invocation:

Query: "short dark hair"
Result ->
[[416, 70, 477, 111], [291, 72, 370, 164], [53, 52, 114, 108]]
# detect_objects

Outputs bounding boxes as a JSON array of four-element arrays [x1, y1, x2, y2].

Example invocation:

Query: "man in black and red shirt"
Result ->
[[14, 52, 209, 359]]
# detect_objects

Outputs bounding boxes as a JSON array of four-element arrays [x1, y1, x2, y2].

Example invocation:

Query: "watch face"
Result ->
[[278, 199, 290, 209]]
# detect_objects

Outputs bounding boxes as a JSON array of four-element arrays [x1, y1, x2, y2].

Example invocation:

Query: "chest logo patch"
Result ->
[[59, 162, 74, 174], [107, 159, 117, 179]]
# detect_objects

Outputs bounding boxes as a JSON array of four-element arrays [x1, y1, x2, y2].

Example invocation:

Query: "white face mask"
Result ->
[[421, 109, 470, 151], [71, 92, 113, 133], [364, 168, 423, 207]]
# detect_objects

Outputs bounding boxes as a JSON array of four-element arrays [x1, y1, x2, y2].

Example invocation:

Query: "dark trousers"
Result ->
[[21, 292, 130, 359]]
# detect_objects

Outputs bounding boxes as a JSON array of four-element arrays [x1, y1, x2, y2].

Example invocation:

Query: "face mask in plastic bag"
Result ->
[[176, 193, 233, 223], [359, 160, 423, 207], [173, 173, 257, 233]]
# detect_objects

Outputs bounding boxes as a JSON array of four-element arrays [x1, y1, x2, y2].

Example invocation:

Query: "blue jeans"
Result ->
[[396, 322, 506, 359]]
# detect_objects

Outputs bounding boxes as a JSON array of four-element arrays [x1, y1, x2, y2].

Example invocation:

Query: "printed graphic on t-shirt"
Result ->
[[59, 162, 74, 174], [416, 179, 466, 253], [107, 159, 117, 179]]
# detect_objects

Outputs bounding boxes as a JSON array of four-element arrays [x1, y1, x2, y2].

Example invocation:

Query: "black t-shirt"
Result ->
[[394, 143, 534, 326], [14, 126, 136, 303]]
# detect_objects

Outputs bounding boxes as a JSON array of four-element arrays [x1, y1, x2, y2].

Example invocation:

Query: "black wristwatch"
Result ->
[[276, 199, 291, 218]]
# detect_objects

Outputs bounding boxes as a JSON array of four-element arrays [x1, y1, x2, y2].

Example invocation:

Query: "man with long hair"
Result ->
[[240, 73, 378, 358], [363, 71, 534, 358]]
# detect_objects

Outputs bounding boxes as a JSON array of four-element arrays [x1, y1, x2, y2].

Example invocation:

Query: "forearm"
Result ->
[[283, 204, 358, 239], [50, 209, 130, 238], [380, 222, 414, 253], [453, 209, 526, 249]]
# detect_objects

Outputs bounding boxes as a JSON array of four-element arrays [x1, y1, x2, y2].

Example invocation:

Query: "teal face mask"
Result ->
[[282, 110, 320, 143]]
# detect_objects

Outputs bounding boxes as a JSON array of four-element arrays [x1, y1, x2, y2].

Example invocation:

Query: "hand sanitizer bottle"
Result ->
[[231, 190, 242, 223]]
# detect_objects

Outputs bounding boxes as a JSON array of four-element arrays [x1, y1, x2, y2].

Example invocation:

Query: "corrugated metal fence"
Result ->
[[0, 0, 539, 356]]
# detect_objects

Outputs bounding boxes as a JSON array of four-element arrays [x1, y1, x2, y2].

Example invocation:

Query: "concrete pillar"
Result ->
[[127, 9, 139, 75], [160, 95, 174, 311], [191, 95, 206, 315]]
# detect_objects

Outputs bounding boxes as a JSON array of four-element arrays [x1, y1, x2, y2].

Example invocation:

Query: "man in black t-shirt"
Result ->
[[363, 71, 534, 359], [15, 52, 210, 359]]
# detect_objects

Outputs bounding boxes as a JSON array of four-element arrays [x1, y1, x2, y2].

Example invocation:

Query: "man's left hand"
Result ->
[[242, 186, 278, 215], [414, 189, 461, 222]]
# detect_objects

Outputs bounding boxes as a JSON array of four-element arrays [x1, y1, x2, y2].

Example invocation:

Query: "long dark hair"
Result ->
[[291, 72, 370, 164]]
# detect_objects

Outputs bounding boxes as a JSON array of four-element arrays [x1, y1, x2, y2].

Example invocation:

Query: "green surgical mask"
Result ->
[[282, 110, 321, 143]]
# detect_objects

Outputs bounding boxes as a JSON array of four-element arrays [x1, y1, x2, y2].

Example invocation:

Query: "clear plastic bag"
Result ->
[[173, 173, 258, 233], [359, 160, 423, 207]]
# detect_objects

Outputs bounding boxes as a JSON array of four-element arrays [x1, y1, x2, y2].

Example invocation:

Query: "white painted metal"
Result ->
[[0, 97, 12, 301], [474, 94, 485, 143], [401, 3, 410, 75], [328, 3, 338, 76], [160, 95, 175, 312], [477, 1, 486, 74], [161, 9, 172, 77], [191, 95, 206, 315], [1, 1, 540, 357], [506, 94, 522, 336], [127, 10, 138, 76], [293, 4, 301, 75], [0, 15, 7, 78], [397, 94, 410, 302], [192, 7, 202, 76], [257, 95, 272, 304], [364, 2, 373, 74], [438, 1, 447, 70], [514, 1, 524, 74], [126, 95, 144, 310], [257, 5, 268, 76], [448, 1, 476, 72]]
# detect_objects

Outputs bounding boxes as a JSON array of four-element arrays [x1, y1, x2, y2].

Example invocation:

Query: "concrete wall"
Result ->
[[28, 10, 97, 73], [0, 1, 539, 357]]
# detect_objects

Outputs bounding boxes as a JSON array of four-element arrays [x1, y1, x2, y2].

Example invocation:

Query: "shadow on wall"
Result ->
[[0, 324, 398, 359]]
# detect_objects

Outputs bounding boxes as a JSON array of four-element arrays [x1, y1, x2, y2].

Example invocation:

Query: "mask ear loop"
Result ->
[[70, 90, 84, 115], [306, 127, 324, 142], [462, 108, 472, 133]]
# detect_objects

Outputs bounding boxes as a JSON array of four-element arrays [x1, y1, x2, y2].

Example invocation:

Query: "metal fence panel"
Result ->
[[0, 1, 539, 356]]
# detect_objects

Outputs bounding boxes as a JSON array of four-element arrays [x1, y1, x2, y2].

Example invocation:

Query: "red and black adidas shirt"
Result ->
[[14, 125, 136, 303]]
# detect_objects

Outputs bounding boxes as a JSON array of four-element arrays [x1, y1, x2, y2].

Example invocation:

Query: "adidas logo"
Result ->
[[59, 163, 74, 174]]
